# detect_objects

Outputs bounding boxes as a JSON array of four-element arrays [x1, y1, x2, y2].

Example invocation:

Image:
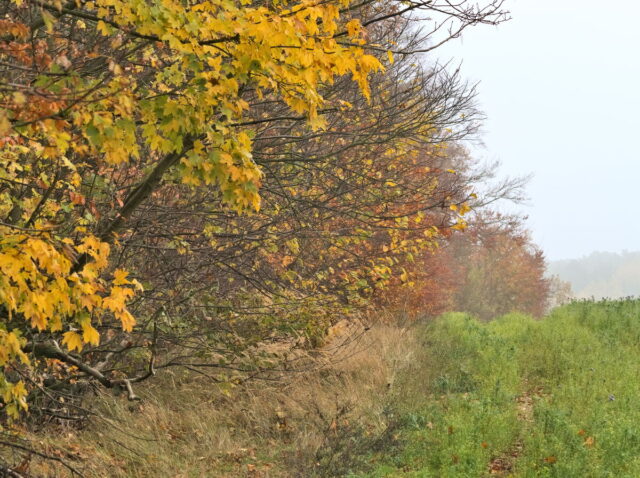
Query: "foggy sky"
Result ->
[[436, 0, 640, 260]]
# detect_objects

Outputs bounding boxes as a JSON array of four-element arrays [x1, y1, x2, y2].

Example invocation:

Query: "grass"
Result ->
[[360, 299, 640, 477], [9, 300, 640, 476], [6, 319, 417, 477]]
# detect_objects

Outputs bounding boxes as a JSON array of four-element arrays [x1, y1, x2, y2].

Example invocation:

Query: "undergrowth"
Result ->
[[1, 320, 416, 477], [7, 300, 640, 477]]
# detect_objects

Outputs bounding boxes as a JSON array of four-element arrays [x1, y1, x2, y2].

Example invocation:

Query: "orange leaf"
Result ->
[[69, 191, 85, 205]]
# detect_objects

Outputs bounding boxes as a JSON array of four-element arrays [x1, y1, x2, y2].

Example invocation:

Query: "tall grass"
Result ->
[[10, 300, 640, 477], [7, 321, 417, 477]]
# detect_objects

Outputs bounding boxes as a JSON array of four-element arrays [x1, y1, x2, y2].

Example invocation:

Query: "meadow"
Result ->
[[11, 300, 640, 477], [362, 299, 640, 477]]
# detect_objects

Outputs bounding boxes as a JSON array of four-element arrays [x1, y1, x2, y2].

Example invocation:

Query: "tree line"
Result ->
[[0, 0, 552, 428]]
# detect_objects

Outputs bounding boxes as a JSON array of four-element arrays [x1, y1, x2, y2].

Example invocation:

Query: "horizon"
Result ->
[[549, 249, 640, 263]]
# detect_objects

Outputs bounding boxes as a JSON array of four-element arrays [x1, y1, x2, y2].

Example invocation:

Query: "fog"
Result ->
[[436, 0, 640, 261], [549, 251, 640, 300]]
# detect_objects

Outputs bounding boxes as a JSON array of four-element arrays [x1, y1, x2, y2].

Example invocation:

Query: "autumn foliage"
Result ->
[[378, 212, 551, 321], [448, 213, 551, 320], [0, 0, 538, 424]]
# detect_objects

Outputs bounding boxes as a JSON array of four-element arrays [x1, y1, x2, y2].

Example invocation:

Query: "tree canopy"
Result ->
[[0, 0, 516, 420]]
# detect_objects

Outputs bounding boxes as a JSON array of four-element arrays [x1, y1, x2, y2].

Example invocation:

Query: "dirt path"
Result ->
[[487, 382, 539, 476]]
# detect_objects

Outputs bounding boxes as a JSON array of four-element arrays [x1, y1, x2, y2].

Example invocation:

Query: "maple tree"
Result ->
[[0, 0, 507, 420]]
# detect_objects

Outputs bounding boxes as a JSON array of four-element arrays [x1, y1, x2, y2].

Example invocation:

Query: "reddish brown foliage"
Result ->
[[379, 213, 550, 320]]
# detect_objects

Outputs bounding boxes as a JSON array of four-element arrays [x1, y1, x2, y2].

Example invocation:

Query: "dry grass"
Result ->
[[9, 318, 419, 477]]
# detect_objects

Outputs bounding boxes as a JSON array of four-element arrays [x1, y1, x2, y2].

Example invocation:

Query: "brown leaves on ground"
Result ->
[[488, 384, 544, 476]]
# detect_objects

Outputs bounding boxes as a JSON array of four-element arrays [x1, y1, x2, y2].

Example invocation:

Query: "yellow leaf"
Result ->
[[96, 20, 110, 36], [345, 19, 361, 37], [0, 110, 11, 137], [116, 309, 136, 332], [131, 279, 144, 291], [112, 269, 130, 285], [459, 203, 472, 215], [41, 10, 56, 33], [387, 50, 395, 64], [286, 238, 300, 255], [12, 92, 26, 105], [102, 286, 135, 312], [62, 331, 83, 352], [81, 321, 100, 346]]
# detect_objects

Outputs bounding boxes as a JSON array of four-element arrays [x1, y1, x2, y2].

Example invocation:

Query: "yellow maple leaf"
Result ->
[[112, 269, 130, 285], [345, 19, 362, 37], [62, 331, 83, 352], [116, 309, 136, 332], [102, 286, 135, 312], [80, 320, 100, 346]]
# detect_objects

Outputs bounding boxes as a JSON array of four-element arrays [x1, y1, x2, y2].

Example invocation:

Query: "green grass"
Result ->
[[359, 300, 640, 477]]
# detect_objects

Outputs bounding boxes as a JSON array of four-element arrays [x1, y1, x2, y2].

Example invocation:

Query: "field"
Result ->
[[363, 300, 640, 477], [10, 300, 640, 477]]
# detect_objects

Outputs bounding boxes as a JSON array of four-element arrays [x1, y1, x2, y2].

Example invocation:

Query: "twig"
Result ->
[[0, 440, 84, 477]]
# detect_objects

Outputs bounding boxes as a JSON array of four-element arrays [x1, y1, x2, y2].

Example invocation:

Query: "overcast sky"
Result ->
[[436, 0, 640, 261]]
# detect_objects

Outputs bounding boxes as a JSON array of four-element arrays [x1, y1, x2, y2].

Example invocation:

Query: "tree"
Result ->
[[373, 146, 533, 319], [0, 0, 507, 418], [546, 275, 574, 310], [448, 213, 551, 320]]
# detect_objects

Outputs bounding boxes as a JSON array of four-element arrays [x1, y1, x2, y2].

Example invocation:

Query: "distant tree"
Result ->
[[450, 213, 551, 320], [546, 275, 574, 310], [374, 150, 534, 320], [549, 251, 640, 299]]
